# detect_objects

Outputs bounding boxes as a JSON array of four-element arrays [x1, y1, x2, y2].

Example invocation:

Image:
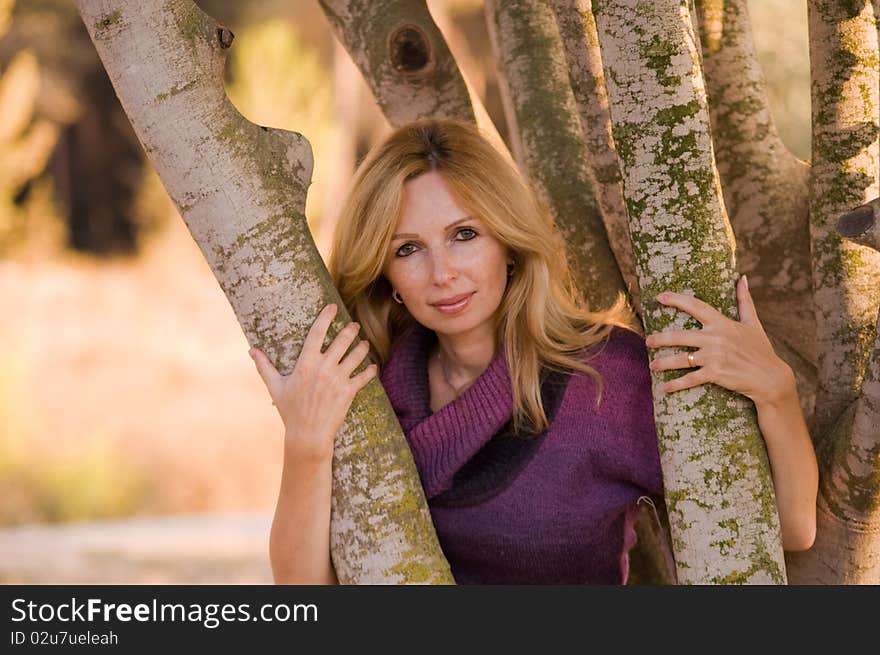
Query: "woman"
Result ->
[[250, 119, 818, 584]]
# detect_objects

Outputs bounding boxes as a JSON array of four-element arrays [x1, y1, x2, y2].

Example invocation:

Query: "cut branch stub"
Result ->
[[837, 197, 880, 252], [593, 0, 787, 584], [389, 24, 433, 75], [74, 0, 453, 584]]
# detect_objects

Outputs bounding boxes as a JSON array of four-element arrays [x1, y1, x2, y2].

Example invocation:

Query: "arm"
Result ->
[[750, 367, 818, 550], [645, 275, 818, 551], [250, 303, 377, 584], [269, 446, 338, 584]]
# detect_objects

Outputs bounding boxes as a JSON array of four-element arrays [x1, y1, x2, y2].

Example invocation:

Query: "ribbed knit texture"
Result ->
[[380, 322, 664, 584]]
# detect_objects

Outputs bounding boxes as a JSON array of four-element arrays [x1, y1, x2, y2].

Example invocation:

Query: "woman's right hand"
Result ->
[[248, 303, 377, 461]]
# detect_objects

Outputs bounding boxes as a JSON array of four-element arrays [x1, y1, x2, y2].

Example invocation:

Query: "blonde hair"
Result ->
[[328, 118, 636, 434]]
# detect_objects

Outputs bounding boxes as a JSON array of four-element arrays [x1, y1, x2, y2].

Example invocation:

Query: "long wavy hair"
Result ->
[[328, 118, 636, 434]]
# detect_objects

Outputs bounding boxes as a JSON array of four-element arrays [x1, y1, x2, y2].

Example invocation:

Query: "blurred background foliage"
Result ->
[[0, 0, 810, 528]]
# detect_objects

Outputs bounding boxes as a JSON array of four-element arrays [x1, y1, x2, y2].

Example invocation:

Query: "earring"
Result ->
[[507, 260, 515, 277], [392, 289, 403, 304]]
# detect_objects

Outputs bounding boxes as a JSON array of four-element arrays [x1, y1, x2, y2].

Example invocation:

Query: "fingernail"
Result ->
[[248, 348, 255, 358], [743, 274, 749, 290], [657, 293, 668, 302]]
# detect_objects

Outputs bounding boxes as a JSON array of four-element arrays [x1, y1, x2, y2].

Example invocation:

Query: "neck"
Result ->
[[433, 326, 497, 393]]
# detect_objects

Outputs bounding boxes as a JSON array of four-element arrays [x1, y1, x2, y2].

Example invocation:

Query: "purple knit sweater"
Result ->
[[379, 322, 664, 584]]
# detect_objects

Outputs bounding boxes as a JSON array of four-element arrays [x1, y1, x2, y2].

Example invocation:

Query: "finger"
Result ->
[[301, 303, 339, 357], [656, 291, 721, 326], [649, 350, 701, 372], [249, 347, 282, 395], [645, 329, 708, 349], [662, 368, 711, 393], [323, 321, 361, 365], [736, 274, 760, 326], [349, 363, 378, 391], [339, 339, 372, 376]]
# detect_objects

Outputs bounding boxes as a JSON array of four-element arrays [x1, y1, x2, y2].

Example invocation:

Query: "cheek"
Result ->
[[386, 261, 425, 292]]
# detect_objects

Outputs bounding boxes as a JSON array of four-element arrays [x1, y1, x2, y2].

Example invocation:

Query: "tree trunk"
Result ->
[[485, 0, 626, 312], [785, 0, 880, 585], [72, 0, 453, 584], [549, 0, 641, 315], [592, 0, 786, 584]]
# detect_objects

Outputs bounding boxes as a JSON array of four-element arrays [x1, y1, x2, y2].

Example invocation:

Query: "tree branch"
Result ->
[[484, 0, 626, 312], [549, 0, 640, 316], [73, 0, 453, 583]]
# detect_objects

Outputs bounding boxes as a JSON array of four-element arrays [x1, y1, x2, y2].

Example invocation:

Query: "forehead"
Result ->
[[397, 170, 471, 231]]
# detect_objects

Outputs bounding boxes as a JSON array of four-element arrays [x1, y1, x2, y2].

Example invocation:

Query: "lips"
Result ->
[[431, 292, 474, 307]]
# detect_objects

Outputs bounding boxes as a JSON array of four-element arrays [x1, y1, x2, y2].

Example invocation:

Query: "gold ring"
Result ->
[[687, 352, 696, 367]]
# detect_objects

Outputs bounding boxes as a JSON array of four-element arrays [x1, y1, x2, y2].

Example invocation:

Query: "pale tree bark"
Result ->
[[592, 0, 786, 584], [694, 0, 817, 419], [805, 0, 880, 446], [549, 0, 641, 315], [316, 0, 504, 153], [72, 0, 453, 584], [484, 0, 625, 312], [785, 0, 880, 585]]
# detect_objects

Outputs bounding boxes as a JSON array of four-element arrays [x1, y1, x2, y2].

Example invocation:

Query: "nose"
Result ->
[[429, 247, 458, 285]]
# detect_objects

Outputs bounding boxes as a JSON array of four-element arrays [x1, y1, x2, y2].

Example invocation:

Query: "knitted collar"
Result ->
[[380, 322, 571, 505], [380, 321, 513, 436]]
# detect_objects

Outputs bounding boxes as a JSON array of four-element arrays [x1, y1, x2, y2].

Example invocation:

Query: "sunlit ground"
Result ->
[[0, 213, 285, 526]]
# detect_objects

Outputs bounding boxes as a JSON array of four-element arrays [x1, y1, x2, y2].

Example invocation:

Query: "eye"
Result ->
[[394, 227, 477, 258], [395, 243, 417, 257]]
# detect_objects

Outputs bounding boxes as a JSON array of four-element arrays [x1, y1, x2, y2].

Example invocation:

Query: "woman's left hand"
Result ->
[[645, 275, 795, 407]]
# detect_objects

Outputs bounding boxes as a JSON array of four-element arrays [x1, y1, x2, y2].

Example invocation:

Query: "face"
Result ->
[[383, 170, 511, 340]]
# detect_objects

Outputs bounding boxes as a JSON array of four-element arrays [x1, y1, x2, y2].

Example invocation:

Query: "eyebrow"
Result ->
[[392, 216, 474, 241]]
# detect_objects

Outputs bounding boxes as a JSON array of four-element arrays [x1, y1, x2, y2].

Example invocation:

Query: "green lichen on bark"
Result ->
[[155, 80, 196, 102], [593, 0, 786, 584], [334, 382, 454, 583], [94, 9, 121, 30], [488, 0, 625, 311]]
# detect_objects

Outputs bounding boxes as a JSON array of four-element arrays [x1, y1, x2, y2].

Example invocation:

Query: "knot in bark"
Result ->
[[389, 25, 433, 76], [217, 26, 235, 49]]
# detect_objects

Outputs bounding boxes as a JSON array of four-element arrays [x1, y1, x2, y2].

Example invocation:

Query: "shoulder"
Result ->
[[582, 325, 650, 379]]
